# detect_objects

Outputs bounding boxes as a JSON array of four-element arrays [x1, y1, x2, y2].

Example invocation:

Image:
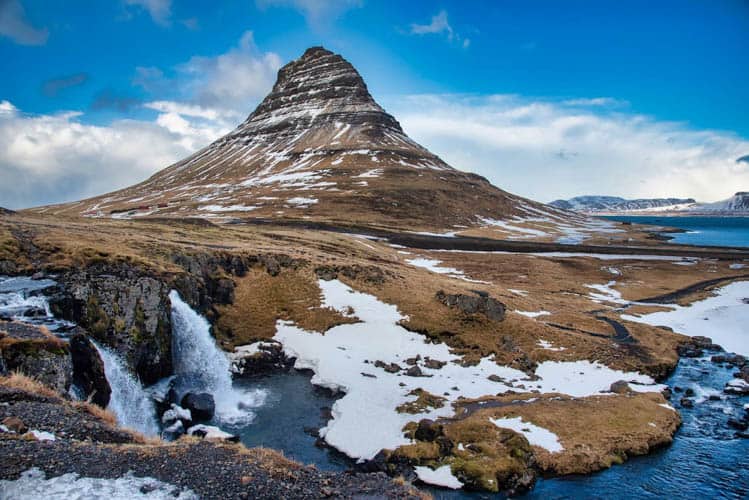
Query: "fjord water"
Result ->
[[604, 216, 749, 247]]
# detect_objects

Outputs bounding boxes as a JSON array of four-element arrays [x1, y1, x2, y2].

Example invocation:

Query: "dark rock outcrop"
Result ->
[[48, 262, 172, 385], [0, 321, 71, 393], [69, 333, 111, 408], [181, 392, 215, 422], [436, 290, 506, 322]]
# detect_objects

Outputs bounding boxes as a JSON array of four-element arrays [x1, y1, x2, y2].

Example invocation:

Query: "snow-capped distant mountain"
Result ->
[[549, 196, 697, 213], [551, 192, 749, 215], [697, 192, 749, 212]]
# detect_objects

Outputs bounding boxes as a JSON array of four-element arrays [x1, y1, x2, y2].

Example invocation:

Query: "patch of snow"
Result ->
[[354, 169, 383, 178], [414, 465, 463, 489], [508, 289, 528, 296], [537, 339, 565, 351], [621, 281, 749, 356], [586, 281, 627, 305], [28, 430, 55, 441], [489, 416, 563, 452], [405, 258, 488, 283], [0, 468, 197, 499], [187, 424, 236, 441], [198, 204, 257, 212], [730, 263, 746, 270], [517, 310, 551, 319], [286, 197, 318, 207], [272, 279, 665, 461]]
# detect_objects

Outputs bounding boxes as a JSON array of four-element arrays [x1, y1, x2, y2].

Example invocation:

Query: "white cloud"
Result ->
[[123, 0, 172, 26], [0, 101, 227, 209], [0, 31, 285, 209], [256, 0, 362, 29], [387, 94, 749, 203], [0, 0, 48, 45], [176, 31, 282, 113], [410, 10, 453, 37], [408, 10, 469, 48]]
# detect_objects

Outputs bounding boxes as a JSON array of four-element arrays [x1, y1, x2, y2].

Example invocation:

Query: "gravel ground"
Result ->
[[0, 386, 426, 499]]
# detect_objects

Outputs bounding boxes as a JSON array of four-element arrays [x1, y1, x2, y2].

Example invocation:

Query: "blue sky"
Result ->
[[1, 0, 748, 208]]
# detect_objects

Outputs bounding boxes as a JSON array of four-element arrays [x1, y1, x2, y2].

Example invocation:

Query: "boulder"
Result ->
[[69, 333, 111, 408], [180, 392, 215, 421], [436, 290, 506, 322], [724, 379, 749, 395], [374, 360, 402, 373], [609, 380, 631, 394], [414, 419, 443, 441], [405, 366, 424, 377], [162, 404, 192, 427]]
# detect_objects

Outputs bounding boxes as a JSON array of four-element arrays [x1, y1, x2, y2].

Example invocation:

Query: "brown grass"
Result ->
[[0, 371, 60, 399], [214, 267, 356, 349]]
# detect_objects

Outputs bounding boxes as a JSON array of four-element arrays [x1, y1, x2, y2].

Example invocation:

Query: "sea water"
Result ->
[[603, 216, 749, 248]]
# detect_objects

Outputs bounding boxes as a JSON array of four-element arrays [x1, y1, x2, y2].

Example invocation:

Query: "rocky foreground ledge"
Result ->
[[0, 376, 425, 499]]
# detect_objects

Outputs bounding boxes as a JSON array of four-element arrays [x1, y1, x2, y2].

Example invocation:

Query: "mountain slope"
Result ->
[[698, 192, 749, 212], [36, 47, 565, 231]]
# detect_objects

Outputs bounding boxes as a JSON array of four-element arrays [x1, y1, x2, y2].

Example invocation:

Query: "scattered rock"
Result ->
[[435, 290, 506, 322], [2, 416, 27, 434], [229, 341, 290, 376], [374, 360, 401, 373], [724, 379, 749, 395], [711, 353, 746, 367], [727, 419, 748, 431], [405, 366, 424, 377], [414, 419, 443, 441], [680, 397, 694, 408], [180, 392, 215, 421], [423, 358, 446, 369], [684, 388, 695, 397], [609, 381, 631, 394]]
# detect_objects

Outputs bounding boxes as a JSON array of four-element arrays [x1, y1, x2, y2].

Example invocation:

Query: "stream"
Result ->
[[1, 275, 747, 498]]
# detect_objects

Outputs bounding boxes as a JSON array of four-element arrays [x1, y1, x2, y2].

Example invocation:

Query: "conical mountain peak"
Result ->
[[233, 46, 403, 138], [44, 47, 560, 231]]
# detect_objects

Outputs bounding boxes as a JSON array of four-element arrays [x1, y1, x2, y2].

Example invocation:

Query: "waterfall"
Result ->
[[93, 342, 160, 436], [169, 290, 266, 425]]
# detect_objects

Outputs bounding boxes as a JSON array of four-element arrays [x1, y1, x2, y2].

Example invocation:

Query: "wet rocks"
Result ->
[[180, 392, 215, 422], [229, 341, 291, 376], [69, 333, 111, 408], [677, 336, 722, 358], [724, 379, 749, 396], [436, 290, 506, 322]]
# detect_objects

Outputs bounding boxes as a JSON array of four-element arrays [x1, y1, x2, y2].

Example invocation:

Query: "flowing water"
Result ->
[[168, 290, 267, 426], [91, 341, 160, 437], [3, 276, 747, 496]]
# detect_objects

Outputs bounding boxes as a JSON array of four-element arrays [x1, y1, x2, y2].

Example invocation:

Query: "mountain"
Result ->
[[697, 192, 749, 212], [549, 196, 697, 213], [37, 47, 560, 231]]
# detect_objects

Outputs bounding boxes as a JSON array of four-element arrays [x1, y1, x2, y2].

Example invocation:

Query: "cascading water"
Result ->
[[92, 342, 160, 436], [0, 276, 73, 333], [168, 290, 266, 425]]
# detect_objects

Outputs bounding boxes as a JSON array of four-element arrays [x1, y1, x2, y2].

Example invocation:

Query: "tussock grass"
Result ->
[[0, 371, 59, 399]]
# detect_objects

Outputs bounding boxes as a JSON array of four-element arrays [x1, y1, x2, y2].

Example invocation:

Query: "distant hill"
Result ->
[[551, 192, 749, 215], [549, 196, 696, 213]]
